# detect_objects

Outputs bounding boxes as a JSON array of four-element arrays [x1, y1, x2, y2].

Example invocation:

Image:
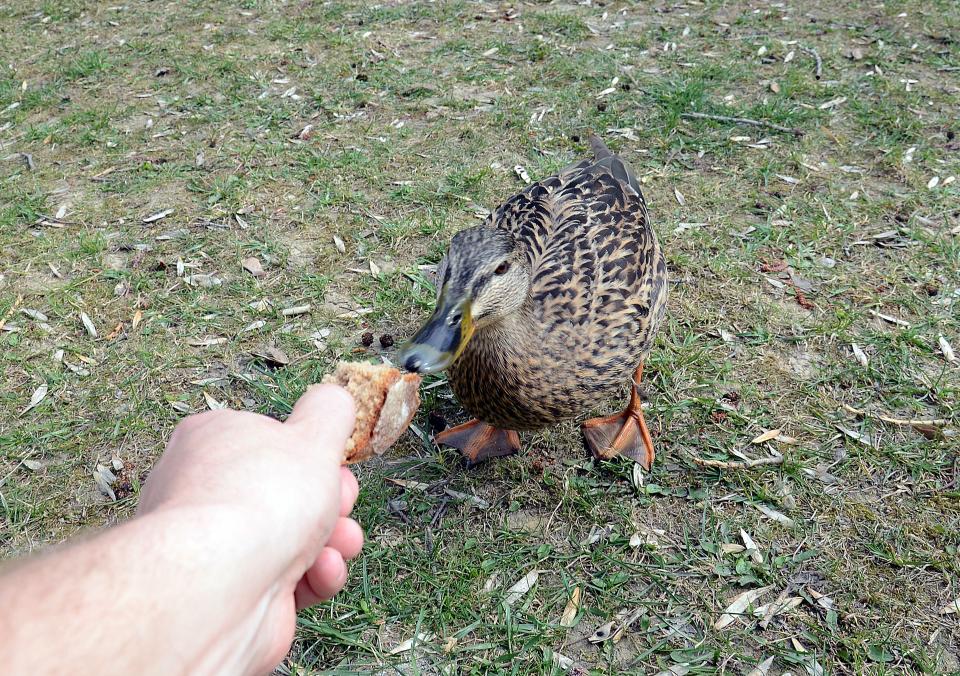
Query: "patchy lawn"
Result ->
[[1, 0, 958, 673]]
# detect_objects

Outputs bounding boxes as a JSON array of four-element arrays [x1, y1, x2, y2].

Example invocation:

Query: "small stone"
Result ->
[[360, 331, 374, 347]]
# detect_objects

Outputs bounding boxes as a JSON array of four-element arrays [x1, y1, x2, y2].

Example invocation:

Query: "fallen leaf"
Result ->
[[142, 208, 174, 223], [242, 256, 265, 278], [769, 81, 780, 93], [251, 345, 290, 367], [132, 309, 143, 329], [721, 543, 746, 555], [852, 343, 869, 367], [714, 586, 772, 630], [740, 529, 763, 564], [751, 429, 781, 444], [560, 587, 581, 627], [241, 320, 266, 333], [939, 336, 955, 362], [940, 598, 960, 615], [588, 621, 616, 644], [106, 322, 124, 340], [674, 188, 686, 206], [746, 656, 775, 676], [754, 503, 795, 527], [176, 258, 185, 277], [187, 337, 227, 347], [333, 235, 346, 254], [547, 650, 575, 671], [22, 383, 49, 414], [184, 274, 222, 288], [837, 426, 874, 447], [388, 633, 434, 655], [94, 465, 117, 501], [21, 308, 48, 322], [784, 50, 795, 63], [504, 570, 539, 606], [79, 312, 97, 337], [927, 176, 940, 190], [281, 304, 311, 317], [22, 459, 43, 471], [203, 391, 226, 410]]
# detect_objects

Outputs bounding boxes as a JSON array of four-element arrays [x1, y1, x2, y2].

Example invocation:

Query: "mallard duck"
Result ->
[[398, 135, 668, 468]]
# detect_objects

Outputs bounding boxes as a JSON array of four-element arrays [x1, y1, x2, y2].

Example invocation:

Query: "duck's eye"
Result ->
[[448, 311, 462, 327], [494, 261, 511, 275]]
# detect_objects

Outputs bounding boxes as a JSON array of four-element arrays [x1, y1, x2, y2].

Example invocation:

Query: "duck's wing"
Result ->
[[487, 145, 664, 365]]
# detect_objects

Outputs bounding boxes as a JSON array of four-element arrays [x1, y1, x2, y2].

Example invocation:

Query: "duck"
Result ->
[[398, 135, 668, 468]]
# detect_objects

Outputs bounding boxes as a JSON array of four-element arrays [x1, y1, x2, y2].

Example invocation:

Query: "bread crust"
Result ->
[[321, 362, 421, 464]]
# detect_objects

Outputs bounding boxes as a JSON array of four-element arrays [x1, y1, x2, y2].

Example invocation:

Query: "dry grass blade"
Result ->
[[754, 503, 795, 526], [388, 632, 434, 655], [869, 309, 910, 327], [691, 454, 784, 470], [841, 403, 951, 428], [1, 294, 24, 332], [714, 586, 771, 630], [680, 112, 804, 136], [940, 598, 960, 615]]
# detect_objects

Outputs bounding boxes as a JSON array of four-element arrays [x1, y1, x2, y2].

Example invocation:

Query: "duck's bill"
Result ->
[[398, 299, 474, 375]]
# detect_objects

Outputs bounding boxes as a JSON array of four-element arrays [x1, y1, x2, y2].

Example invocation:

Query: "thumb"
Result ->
[[285, 384, 356, 463]]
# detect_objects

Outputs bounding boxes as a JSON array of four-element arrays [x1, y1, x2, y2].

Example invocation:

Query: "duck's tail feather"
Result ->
[[587, 134, 612, 160]]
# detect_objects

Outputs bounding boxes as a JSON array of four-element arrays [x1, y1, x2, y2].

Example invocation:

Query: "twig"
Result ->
[[0, 294, 23, 332], [803, 46, 823, 79], [690, 454, 785, 470], [841, 403, 951, 428], [680, 112, 804, 137]]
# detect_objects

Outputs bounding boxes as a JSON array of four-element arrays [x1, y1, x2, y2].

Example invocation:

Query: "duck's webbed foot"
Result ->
[[435, 419, 521, 467], [581, 364, 656, 469]]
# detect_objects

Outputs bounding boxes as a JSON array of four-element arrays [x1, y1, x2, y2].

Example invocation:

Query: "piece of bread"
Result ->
[[321, 361, 421, 464]]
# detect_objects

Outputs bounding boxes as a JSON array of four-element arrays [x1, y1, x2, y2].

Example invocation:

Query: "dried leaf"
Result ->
[[142, 208, 174, 223], [714, 586, 772, 630], [22, 383, 49, 414], [546, 650, 575, 670], [939, 335, 955, 362], [837, 425, 874, 447], [721, 543, 746, 555], [740, 529, 763, 564], [176, 257, 185, 277], [132, 309, 143, 329], [187, 337, 227, 347], [927, 176, 940, 190], [241, 320, 266, 333], [369, 259, 381, 275], [751, 429, 782, 444], [242, 256, 265, 278], [746, 656, 775, 676], [333, 235, 346, 254], [560, 586, 581, 627], [852, 343, 869, 367], [504, 570, 538, 606], [754, 503, 795, 527], [93, 465, 117, 501], [79, 311, 97, 337], [784, 50, 795, 63], [940, 598, 960, 615], [22, 459, 43, 471], [251, 345, 290, 367], [203, 391, 226, 410], [388, 633, 433, 655], [674, 188, 686, 206], [588, 621, 616, 644], [184, 274, 222, 288], [169, 401, 192, 413], [21, 308, 48, 322]]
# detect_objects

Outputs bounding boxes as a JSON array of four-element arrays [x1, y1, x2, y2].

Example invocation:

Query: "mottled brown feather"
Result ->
[[445, 137, 668, 431]]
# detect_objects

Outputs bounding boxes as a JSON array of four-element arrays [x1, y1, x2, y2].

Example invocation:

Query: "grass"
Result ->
[[1, 0, 959, 673]]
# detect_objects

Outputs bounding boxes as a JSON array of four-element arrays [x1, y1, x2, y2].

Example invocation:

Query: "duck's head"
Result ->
[[399, 227, 529, 375]]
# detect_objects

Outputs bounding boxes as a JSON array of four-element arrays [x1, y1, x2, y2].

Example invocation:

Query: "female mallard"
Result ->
[[398, 135, 667, 468]]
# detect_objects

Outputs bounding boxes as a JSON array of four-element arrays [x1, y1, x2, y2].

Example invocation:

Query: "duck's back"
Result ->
[[484, 144, 666, 373]]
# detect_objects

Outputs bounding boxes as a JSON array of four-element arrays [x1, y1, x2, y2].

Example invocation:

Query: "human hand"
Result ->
[[137, 384, 364, 673]]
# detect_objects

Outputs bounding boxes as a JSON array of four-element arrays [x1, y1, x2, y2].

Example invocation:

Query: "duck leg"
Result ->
[[581, 364, 656, 469], [435, 419, 521, 466]]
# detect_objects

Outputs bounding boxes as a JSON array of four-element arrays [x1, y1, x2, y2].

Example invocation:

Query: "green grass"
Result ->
[[1, 0, 959, 673]]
